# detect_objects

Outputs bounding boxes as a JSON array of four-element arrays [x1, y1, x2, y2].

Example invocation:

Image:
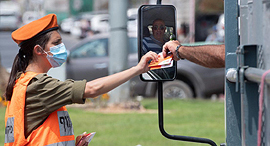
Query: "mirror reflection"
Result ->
[[139, 5, 176, 81]]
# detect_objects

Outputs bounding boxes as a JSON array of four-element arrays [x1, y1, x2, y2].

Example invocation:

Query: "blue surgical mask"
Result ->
[[43, 43, 68, 68]]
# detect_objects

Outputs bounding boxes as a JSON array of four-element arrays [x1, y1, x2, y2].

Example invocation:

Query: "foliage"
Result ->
[[0, 96, 7, 107], [196, 0, 224, 14], [86, 93, 110, 108]]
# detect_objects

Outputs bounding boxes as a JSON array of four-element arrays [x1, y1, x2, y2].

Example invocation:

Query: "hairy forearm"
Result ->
[[83, 66, 140, 98], [179, 44, 225, 68]]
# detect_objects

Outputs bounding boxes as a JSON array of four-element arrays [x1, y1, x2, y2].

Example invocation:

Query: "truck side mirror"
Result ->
[[138, 5, 177, 81]]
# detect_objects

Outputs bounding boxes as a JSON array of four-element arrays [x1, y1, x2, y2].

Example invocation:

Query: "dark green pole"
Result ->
[[225, 0, 241, 145]]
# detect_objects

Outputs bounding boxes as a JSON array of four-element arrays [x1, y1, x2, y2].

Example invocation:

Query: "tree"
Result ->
[[196, 0, 224, 14]]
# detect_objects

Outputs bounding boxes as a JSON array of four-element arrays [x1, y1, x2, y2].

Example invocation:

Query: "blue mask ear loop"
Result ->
[[38, 45, 50, 56], [38, 45, 55, 68]]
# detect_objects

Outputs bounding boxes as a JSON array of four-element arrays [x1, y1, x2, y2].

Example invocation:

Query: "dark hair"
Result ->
[[152, 19, 165, 25], [4, 31, 53, 101]]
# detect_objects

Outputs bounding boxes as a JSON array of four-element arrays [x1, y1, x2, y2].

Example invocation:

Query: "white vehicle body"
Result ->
[[0, 1, 21, 30]]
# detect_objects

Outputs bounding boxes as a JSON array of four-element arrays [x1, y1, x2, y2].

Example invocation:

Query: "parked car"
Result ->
[[66, 33, 225, 98], [68, 13, 109, 38], [195, 13, 221, 42], [60, 17, 76, 33], [63, 9, 138, 38], [205, 14, 225, 43], [22, 11, 40, 25], [0, 1, 21, 30]]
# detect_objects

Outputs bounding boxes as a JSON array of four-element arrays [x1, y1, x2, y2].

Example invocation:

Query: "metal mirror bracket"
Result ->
[[155, 1, 217, 145], [157, 82, 217, 146]]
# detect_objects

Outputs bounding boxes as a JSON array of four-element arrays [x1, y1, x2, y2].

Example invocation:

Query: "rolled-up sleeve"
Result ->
[[26, 74, 87, 113], [71, 80, 87, 104]]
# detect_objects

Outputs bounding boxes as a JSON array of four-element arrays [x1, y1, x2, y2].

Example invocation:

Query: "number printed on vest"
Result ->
[[57, 111, 74, 136]]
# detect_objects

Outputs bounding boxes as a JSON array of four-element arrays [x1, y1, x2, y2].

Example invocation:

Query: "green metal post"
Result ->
[[225, 0, 241, 145]]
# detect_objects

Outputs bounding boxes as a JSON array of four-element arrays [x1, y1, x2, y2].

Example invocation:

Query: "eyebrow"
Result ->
[[53, 38, 62, 44]]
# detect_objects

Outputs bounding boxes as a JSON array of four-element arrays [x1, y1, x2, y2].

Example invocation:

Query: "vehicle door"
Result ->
[[67, 38, 109, 81]]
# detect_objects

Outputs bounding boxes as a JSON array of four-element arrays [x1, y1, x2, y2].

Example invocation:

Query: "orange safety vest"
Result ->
[[4, 72, 75, 146]]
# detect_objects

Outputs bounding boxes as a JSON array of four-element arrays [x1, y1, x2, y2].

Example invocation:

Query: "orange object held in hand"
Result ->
[[148, 53, 173, 70]]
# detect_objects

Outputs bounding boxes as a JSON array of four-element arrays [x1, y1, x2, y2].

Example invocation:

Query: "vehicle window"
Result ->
[[100, 19, 108, 22], [129, 37, 137, 54], [70, 39, 108, 58]]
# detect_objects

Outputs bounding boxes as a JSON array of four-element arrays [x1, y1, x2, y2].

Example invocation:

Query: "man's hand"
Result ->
[[162, 40, 181, 61]]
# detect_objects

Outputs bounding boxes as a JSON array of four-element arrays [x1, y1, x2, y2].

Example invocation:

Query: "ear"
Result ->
[[33, 45, 44, 55]]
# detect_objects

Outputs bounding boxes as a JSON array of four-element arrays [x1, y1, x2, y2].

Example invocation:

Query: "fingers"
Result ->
[[162, 40, 180, 60], [76, 132, 87, 146], [162, 43, 169, 58], [137, 51, 158, 73], [76, 135, 82, 145], [145, 51, 158, 62], [141, 51, 158, 63]]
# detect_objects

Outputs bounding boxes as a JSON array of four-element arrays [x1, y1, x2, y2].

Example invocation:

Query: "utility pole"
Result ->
[[108, 0, 129, 103]]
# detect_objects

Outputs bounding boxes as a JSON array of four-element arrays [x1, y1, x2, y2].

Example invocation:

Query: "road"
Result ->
[[0, 31, 80, 70]]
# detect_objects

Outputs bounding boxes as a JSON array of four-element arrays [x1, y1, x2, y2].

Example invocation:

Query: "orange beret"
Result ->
[[12, 14, 59, 46]]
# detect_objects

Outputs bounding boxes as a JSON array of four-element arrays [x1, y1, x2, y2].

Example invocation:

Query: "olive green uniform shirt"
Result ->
[[22, 73, 86, 137]]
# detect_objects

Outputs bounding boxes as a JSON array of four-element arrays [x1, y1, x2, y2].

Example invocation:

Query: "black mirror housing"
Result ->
[[138, 5, 177, 81]]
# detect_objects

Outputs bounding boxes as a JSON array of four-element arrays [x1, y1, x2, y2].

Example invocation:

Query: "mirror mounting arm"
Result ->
[[157, 82, 217, 146], [156, 0, 162, 5]]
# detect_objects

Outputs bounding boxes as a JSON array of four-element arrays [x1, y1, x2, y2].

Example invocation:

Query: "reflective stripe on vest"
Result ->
[[57, 111, 74, 136], [46, 140, 75, 146], [5, 117, 14, 143], [4, 72, 75, 145]]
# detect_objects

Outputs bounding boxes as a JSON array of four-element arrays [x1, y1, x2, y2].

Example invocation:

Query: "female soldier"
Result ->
[[4, 14, 158, 145]]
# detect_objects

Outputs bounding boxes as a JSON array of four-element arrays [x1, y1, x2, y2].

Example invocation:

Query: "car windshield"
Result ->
[[70, 37, 137, 59]]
